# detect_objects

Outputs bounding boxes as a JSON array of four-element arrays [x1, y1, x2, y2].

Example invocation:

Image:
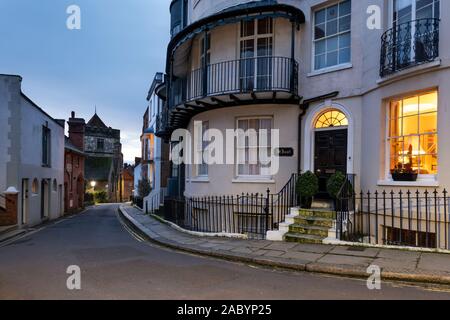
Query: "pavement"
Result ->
[[119, 204, 450, 286], [1, 204, 450, 299]]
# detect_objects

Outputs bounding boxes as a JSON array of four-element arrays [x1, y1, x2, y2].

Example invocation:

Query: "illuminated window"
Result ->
[[388, 91, 438, 175], [315, 109, 348, 129]]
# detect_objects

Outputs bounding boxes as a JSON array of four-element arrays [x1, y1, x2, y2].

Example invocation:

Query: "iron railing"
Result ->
[[155, 108, 169, 136], [335, 174, 356, 240], [337, 189, 450, 250], [170, 56, 299, 108], [380, 18, 440, 77], [159, 174, 300, 239], [145, 188, 167, 214]]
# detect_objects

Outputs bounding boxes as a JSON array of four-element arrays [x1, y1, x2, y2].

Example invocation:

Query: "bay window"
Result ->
[[388, 91, 438, 177]]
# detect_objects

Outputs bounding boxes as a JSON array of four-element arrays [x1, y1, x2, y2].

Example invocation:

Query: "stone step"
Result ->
[[297, 209, 336, 220], [294, 216, 334, 229], [311, 199, 334, 210], [284, 233, 324, 244], [289, 224, 330, 238]]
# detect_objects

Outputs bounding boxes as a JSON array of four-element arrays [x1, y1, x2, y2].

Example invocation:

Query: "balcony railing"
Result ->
[[380, 18, 440, 77], [155, 109, 169, 135], [170, 56, 299, 108]]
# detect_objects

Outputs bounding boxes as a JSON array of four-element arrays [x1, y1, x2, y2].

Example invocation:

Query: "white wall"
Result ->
[[19, 98, 65, 225], [0, 74, 65, 227]]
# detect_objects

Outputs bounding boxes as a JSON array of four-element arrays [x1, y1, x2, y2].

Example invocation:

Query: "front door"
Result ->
[[314, 129, 348, 198]]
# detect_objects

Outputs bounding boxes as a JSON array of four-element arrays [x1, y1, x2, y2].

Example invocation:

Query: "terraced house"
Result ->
[[155, 0, 450, 250]]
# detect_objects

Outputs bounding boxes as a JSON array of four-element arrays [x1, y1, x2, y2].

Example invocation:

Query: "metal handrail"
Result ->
[[380, 18, 440, 77], [170, 56, 299, 108]]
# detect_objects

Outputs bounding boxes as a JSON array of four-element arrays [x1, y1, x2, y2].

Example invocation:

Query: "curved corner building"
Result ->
[[156, 0, 447, 200]]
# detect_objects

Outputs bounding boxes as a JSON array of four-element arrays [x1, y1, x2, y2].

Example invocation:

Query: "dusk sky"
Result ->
[[0, 0, 171, 163]]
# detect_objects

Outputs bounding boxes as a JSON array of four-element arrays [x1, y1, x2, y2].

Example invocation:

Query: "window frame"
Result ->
[[97, 138, 105, 151], [238, 17, 274, 91], [42, 125, 51, 167], [235, 116, 274, 179], [196, 121, 209, 178], [385, 90, 438, 181], [312, 0, 352, 72]]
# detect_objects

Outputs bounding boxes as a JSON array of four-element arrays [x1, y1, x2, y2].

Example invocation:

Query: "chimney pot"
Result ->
[[71, 111, 75, 118]]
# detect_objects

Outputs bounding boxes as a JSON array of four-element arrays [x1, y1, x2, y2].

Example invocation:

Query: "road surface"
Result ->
[[0, 204, 449, 300]]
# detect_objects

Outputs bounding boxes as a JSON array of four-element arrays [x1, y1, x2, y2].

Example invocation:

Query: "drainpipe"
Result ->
[[297, 91, 340, 174]]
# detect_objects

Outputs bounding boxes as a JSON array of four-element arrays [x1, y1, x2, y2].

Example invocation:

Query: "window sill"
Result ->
[[377, 59, 441, 85], [377, 179, 439, 188], [307, 63, 353, 77], [232, 178, 275, 184], [190, 177, 210, 183]]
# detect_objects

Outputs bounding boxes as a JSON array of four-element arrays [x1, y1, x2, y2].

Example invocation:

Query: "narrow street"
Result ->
[[0, 204, 449, 300]]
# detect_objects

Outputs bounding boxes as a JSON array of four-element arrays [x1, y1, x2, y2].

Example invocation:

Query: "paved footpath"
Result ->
[[120, 205, 450, 286]]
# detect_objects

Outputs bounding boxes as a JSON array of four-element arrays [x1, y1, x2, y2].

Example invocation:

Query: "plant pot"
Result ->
[[391, 172, 418, 182], [301, 197, 313, 209]]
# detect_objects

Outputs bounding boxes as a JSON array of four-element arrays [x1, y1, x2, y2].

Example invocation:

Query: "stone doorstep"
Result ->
[[119, 206, 450, 285]]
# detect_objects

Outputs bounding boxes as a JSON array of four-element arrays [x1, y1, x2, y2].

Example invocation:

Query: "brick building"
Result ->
[[65, 112, 86, 213], [122, 164, 134, 202]]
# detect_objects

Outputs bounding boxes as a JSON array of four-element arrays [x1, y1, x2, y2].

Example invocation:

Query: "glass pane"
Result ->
[[257, 17, 273, 34], [315, 110, 348, 128], [241, 20, 254, 37], [390, 137, 404, 169], [327, 36, 338, 51], [339, 15, 351, 32], [419, 91, 437, 113], [315, 8, 326, 25], [315, 24, 326, 40], [339, 0, 352, 16], [339, 47, 351, 64], [390, 100, 402, 119], [327, 51, 338, 67], [315, 54, 326, 70], [257, 38, 272, 57], [420, 134, 438, 154], [326, 19, 338, 36], [403, 115, 419, 135], [339, 33, 351, 48], [419, 154, 437, 174], [402, 96, 419, 116], [327, 4, 338, 20], [389, 117, 402, 137], [419, 112, 437, 134], [394, 0, 413, 24], [315, 39, 326, 54]]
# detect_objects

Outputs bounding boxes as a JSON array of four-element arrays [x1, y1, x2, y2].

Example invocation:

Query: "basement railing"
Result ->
[[380, 18, 440, 77]]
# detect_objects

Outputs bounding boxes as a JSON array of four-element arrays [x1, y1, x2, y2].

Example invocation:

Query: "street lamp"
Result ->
[[90, 181, 96, 190]]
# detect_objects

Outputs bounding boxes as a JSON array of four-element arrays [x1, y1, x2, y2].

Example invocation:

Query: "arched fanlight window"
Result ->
[[315, 109, 349, 129]]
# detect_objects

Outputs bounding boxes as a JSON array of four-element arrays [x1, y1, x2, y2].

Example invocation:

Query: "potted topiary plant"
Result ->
[[327, 171, 348, 211], [296, 171, 319, 209], [327, 171, 346, 199]]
